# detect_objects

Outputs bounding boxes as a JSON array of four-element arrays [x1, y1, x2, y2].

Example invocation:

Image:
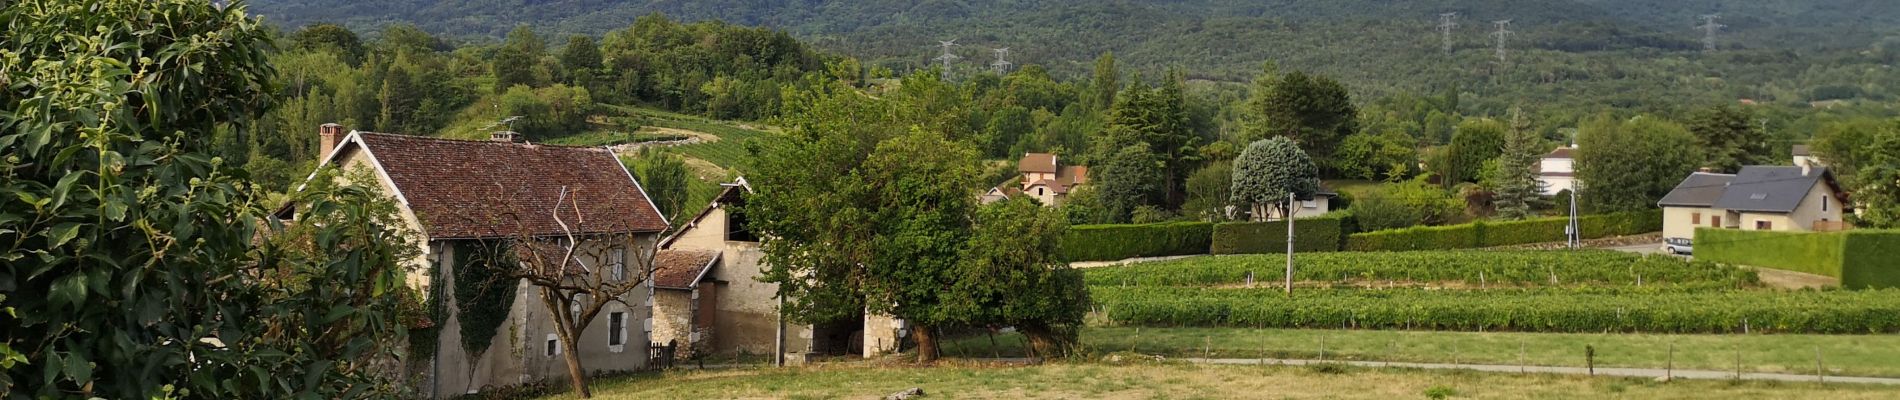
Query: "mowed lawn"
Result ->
[[564, 362, 1900, 399], [939, 327, 1900, 378]]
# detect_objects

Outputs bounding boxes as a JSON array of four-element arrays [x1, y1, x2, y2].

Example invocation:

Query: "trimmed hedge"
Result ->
[[1082, 250, 1757, 289], [1346, 210, 1661, 251], [1697, 228, 1900, 289], [1061, 222, 1213, 262], [1093, 286, 1900, 334], [1209, 215, 1347, 254]]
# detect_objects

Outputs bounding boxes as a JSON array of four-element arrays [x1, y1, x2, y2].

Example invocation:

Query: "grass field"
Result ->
[[557, 362, 1900, 399], [942, 327, 1900, 378]]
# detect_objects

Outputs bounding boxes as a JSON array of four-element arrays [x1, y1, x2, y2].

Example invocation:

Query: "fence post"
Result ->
[[1667, 342, 1674, 380], [1735, 346, 1743, 381], [1816, 346, 1825, 383], [1585, 345, 1595, 376], [1387, 341, 1395, 368], [1518, 341, 1526, 373], [1204, 336, 1211, 359], [1319, 335, 1326, 362]]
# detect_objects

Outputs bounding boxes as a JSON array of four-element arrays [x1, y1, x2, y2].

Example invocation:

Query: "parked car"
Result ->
[[1662, 237, 1693, 255]]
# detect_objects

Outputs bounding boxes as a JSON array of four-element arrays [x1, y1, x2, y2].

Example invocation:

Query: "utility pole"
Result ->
[[1438, 12, 1459, 55], [1491, 20, 1514, 64], [990, 47, 1013, 74], [1285, 192, 1296, 295], [933, 39, 961, 80], [1566, 189, 1580, 249], [1698, 14, 1725, 52]]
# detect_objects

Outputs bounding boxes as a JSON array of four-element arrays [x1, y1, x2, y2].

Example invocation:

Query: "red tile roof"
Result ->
[[653, 249, 719, 289], [343, 132, 668, 239]]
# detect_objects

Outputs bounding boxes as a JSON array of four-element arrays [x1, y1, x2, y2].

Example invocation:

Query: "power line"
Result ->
[[990, 47, 1013, 74], [1491, 20, 1514, 64], [1698, 14, 1725, 52], [933, 39, 961, 80], [1438, 12, 1460, 55]]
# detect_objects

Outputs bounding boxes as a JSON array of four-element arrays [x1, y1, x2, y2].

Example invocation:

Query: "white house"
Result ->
[[1537, 145, 1576, 195]]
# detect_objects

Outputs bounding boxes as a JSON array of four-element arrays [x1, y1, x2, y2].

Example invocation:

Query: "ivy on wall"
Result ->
[[453, 240, 521, 360]]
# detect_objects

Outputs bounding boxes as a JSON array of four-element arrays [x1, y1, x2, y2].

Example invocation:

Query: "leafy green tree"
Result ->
[[559, 35, 602, 86], [1092, 144, 1165, 222], [494, 25, 546, 93], [1088, 52, 1118, 111], [1846, 124, 1900, 228], [631, 150, 692, 221], [1245, 68, 1358, 172], [497, 84, 595, 138], [1809, 117, 1895, 186], [289, 23, 366, 65], [1575, 115, 1704, 212], [1688, 105, 1769, 173], [1335, 127, 1417, 182], [945, 198, 1089, 357], [1230, 137, 1318, 221], [1445, 118, 1507, 186], [1352, 177, 1465, 230], [746, 81, 981, 362], [2, 1, 419, 397], [1183, 161, 1236, 221], [1493, 109, 1545, 219], [985, 105, 1036, 157]]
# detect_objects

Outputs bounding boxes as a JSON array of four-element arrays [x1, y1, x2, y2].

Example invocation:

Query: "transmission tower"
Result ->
[[990, 47, 1013, 74], [1697, 14, 1725, 52], [1438, 12, 1459, 55], [932, 39, 961, 79], [1491, 20, 1514, 64]]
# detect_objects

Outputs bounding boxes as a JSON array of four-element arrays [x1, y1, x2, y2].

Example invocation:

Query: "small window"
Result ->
[[545, 334, 561, 357], [609, 247, 627, 281], [608, 312, 626, 346], [1302, 200, 1318, 209], [1823, 196, 1829, 212], [1036, 188, 1045, 196], [1756, 220, 1772, 230]]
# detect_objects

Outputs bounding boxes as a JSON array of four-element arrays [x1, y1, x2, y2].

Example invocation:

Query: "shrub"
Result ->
[[1346, 211, 1661, 251], [1061, 222, 1213, 262], [1698, 228, 1900, 289], [1209, 215, 1347, 254], [1092, 286, 1900, 334], [1082, 250, 1756, 289], [1349, 178, 1462, 231]]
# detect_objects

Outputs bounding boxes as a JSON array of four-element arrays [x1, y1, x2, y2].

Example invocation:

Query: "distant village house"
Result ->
[[983, 153, 1089, 206]]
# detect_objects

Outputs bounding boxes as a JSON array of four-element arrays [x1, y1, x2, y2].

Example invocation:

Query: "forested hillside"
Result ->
[[251, 0, 1900, 114]]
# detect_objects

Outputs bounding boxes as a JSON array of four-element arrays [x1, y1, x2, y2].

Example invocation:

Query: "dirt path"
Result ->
[[1185, 357, 1900, 386], [1749, 267, 1838, 289]]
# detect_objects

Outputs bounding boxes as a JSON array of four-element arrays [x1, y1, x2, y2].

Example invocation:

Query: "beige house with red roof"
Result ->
[[288, 124, 669, 398], [983, 153, 1089, 206]]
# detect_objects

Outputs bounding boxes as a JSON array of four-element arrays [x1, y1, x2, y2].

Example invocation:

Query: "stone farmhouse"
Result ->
[[651, 178, 903, 364], [282, 124, 669, 398]]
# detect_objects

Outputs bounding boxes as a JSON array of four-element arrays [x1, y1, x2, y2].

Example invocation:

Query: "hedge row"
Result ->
[[1697, 228, 1900, 289], [1346, 211, 1662, 251], [1082, 250, 1757, 289], [1092, 286, 1900, 334], [1209, 215, 1347, 254], [1061, 222, 1213, 262]]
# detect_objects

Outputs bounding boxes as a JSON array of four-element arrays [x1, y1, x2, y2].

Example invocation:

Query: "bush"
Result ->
[[1349, 178, 1463, 231], [1698, 229, 1900, 289], [1346, 211, 1661, 251], [1092, 286, 1900, 334], [1082, 250, 1756, 289], [1061, 222, 1213, 262], [1209, 215, 1347, 254]]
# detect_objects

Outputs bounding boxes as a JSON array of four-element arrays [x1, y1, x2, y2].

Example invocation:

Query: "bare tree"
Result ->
[[471, 187, 658, 398]]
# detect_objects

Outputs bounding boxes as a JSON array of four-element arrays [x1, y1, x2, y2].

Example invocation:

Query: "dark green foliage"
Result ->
[[1245, 69, 1359, 170], [630, 150, 692, 221], [1493, 109, 1544, 219], [1093, 287, 1900, 334], [1348, 177, 1465, 231], [1697, 229, 1900, 289], [1445, 118, 1507, 186], [1575, 115, 1703, 212], [493, 25, 547, 92], [948, 198, 1091, 356], [1230, 137, 1318, 216], [1687, 105, 1769, 173], [1085, 251, 1756, 289], [452, 241, 520, 360], [1093, 143, 1165, 221], [1346, 211, 1661, 251], [497, 84, 596, 138], [1, 1, 421, 396], [1208, 216, 1348, 255], [1059, 222, 1214, 262], [289, 23, 366, 65], [1181, 161, 1236, 221]]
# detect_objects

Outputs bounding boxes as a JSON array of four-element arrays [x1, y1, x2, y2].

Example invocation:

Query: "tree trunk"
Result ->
[[1019, 324, 1075, 359], [560, 335, 591, 398], [912, 324, 940, 363]]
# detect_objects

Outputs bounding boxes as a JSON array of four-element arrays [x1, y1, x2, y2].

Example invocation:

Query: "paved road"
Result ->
[[1182, 357, 1900, 385]]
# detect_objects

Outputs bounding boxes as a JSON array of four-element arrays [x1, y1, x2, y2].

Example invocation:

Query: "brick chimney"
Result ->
[[318, 123, 346, 159], [490, 130, 522, 143]]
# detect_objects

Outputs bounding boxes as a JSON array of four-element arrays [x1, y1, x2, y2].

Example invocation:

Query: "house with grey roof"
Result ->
[[1657, 165, 1849, 240]]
